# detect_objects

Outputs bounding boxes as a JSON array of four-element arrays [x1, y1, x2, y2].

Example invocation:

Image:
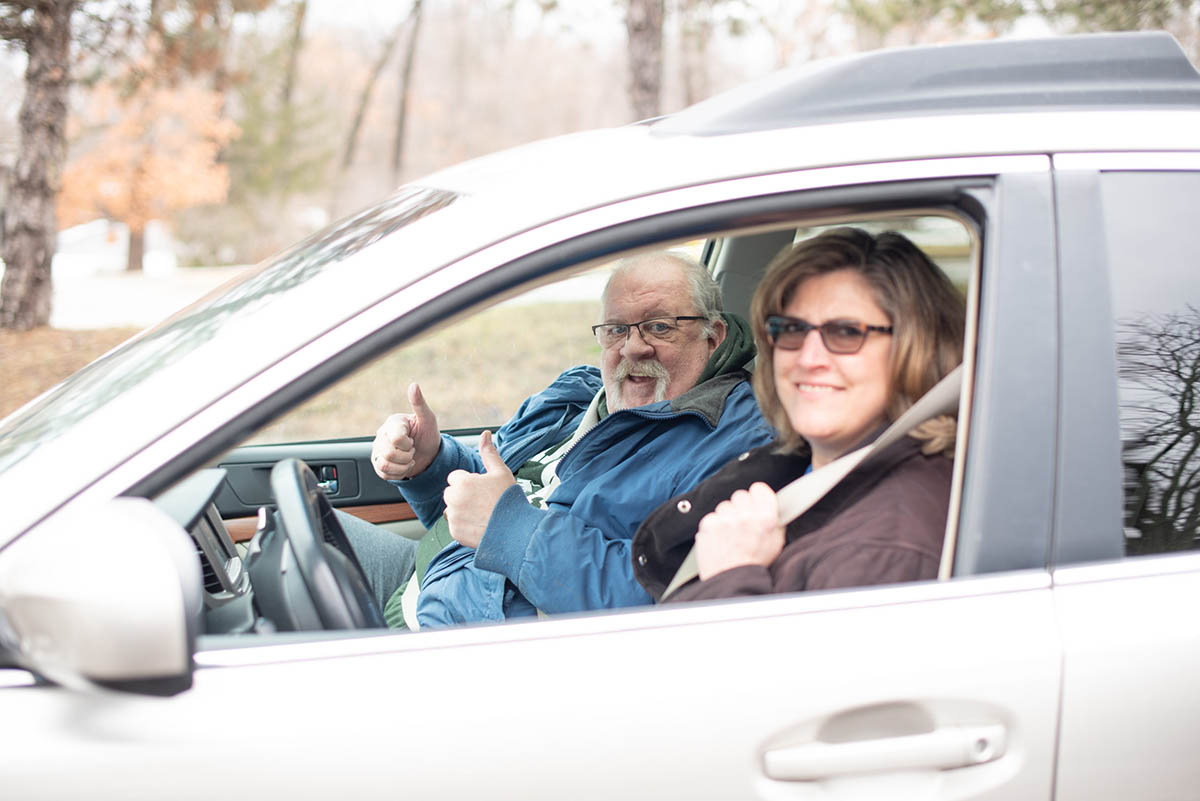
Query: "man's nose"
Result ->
[[620, 326, 655, 359]]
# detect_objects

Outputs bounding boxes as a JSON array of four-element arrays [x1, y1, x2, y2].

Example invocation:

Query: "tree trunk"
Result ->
[[392, 0, 424, 182], [679, 0, 713, 107], [126, 226, 145, 273], [341, 20, 406, 170], [277, 0, 307, 192], [280, 0, 307, 110], [126, 149, 149, 271], [625, 0, 665, 120], [0, 0, 75, 331], [209, 0, 232, 95]]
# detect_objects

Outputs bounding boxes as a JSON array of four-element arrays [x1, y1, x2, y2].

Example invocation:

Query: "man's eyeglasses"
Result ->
[[592, 316, 706, 348], [766, 314, 893, 354]]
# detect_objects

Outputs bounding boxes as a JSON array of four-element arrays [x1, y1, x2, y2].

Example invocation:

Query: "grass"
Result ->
[[245, 299, 603, 443], [0, 326, 140, 419], [0, 301, 603, 444]]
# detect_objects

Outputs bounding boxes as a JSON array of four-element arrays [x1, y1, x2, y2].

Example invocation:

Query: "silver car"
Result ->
[[3, 31, 1200, 800]]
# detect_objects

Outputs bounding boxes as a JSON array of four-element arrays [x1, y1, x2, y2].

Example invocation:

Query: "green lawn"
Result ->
[[246, 300, 603, 444]]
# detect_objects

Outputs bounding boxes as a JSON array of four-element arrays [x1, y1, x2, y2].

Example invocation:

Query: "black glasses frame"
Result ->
[[766, 314, 893, 354], [591, 316, 706, 347]]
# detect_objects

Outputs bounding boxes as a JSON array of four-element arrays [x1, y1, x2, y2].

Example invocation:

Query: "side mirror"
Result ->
[[0, 497, 202, 695]]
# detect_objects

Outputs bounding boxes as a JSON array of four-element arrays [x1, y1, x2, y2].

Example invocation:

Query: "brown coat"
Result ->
[[630, 433, 953, 602]]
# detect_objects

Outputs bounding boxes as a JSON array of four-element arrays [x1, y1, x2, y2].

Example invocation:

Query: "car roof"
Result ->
[[654, 31, 1200, 136]]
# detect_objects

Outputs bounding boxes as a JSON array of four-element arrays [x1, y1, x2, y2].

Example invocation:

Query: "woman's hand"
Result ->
[[694, 482, 786, 581]]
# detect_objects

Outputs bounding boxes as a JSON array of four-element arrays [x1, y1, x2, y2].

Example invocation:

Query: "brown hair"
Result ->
[[750, 227, 966, 456]]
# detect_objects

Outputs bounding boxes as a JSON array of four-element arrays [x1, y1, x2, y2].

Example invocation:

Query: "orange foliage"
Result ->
[[58, 78, 240, 233]]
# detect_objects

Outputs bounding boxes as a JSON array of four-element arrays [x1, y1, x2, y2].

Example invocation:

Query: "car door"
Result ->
[[1050, 154, 1200, 801], [212, 439, 425, 541], [1, 157, 1063, 801]]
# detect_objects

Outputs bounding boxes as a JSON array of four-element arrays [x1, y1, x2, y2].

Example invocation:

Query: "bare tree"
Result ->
[[120, 0, 269, 270], [675, 0, 713, 106], [1118, 307, 1200, 554], [273, 0, 307, 198], [392, 0, 424, 181], [341, 18, 407, 171], [0, 0, 76, 330], [279, 0, 307, 110], [625, 0, 664, 119]]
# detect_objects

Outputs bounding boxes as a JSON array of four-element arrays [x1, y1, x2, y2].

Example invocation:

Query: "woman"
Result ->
[[631, 227, 965, 602]]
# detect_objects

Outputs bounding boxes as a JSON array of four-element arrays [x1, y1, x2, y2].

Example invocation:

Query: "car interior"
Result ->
[[157, 209, 979, 640]]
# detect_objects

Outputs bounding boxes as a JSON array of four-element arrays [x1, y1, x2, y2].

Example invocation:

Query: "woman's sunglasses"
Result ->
[[766, 314, 893, 354]]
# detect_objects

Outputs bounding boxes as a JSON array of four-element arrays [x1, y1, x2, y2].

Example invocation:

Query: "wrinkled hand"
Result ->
[[371, 383, 441, 481], [694, 482, 786, 581], [443, 430, 516, 549]]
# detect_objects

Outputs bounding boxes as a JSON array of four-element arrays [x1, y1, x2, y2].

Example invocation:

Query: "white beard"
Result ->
[[605, 358, 670, 411]]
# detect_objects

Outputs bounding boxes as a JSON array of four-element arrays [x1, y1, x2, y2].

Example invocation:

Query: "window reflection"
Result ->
[[1117, 307, 1200, 553], [1105, 171, 1200, 557]]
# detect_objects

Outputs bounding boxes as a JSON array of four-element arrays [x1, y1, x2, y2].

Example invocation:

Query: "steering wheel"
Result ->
[[265, 458, 385, 630]]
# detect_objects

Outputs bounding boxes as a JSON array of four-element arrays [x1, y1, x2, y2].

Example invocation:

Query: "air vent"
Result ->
[[193, 540, 223, 595]]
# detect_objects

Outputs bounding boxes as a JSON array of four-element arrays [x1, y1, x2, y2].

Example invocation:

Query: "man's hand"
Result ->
[[694, 482, 786, 581], [443, 430, 516, 549], [371, 383, 441, 481]]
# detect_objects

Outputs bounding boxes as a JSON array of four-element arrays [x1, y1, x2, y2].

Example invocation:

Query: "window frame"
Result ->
[[118, 158, 1054, 591], [1050, 153, 1200, 570]]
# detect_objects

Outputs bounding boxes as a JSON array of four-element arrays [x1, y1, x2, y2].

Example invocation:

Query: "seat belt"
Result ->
[[659, 365, 963, 601]]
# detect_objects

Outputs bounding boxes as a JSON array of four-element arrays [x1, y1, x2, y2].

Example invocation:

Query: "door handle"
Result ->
[[763, 723, 1006, 781], [314, 465, 339, 496]]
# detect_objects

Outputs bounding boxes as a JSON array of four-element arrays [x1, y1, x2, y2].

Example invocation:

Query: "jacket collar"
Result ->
[[667, 370, 752, 428]]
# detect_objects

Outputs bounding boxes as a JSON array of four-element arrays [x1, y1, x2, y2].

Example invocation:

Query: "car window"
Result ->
[[1105, 171, 1200, 556], [200, 206, 978, 640], [249, 242, 710, 444], [245, 267, 607, 443], [794, 216, 973, 292]]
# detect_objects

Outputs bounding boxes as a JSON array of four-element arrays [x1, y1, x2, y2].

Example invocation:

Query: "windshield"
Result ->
[[0, 186, 458, 476]]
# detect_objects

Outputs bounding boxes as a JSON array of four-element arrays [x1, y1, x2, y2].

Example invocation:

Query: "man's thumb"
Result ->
[[479, 430, 507, 474], [408, 382, 435, 421]]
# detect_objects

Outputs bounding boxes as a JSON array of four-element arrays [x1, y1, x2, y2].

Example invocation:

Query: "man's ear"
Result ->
[[708, 317, 727, 352]]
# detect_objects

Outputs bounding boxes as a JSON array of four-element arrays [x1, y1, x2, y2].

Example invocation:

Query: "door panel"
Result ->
[[1053, 562, 1200, 801], [1, 577, 1060, 800], [1050, 161, 1200, 799], [213, 433, 484, 540], [215, 439, 419, 541], [215, 440, 404, 515]]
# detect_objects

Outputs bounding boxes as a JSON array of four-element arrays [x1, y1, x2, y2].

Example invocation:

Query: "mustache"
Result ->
[[612, 358, 670, 406], [613, 358, 670, 383]]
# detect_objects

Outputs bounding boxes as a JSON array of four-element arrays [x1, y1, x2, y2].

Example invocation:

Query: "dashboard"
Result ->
[[154, 469, 258, 634]]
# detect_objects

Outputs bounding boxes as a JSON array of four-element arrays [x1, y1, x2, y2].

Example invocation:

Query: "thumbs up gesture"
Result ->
[[371, 383, 442, 481], [443, 430, 517, 549]]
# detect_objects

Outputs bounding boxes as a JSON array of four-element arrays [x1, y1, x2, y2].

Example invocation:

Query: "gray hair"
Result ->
[[602, 251, 724, 338]]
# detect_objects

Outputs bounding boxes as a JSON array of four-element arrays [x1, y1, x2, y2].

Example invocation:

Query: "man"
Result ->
[[351, 250, 773, 628]]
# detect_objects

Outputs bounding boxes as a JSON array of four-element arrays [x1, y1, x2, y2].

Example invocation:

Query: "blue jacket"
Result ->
[[399, 365, 774, 627]]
